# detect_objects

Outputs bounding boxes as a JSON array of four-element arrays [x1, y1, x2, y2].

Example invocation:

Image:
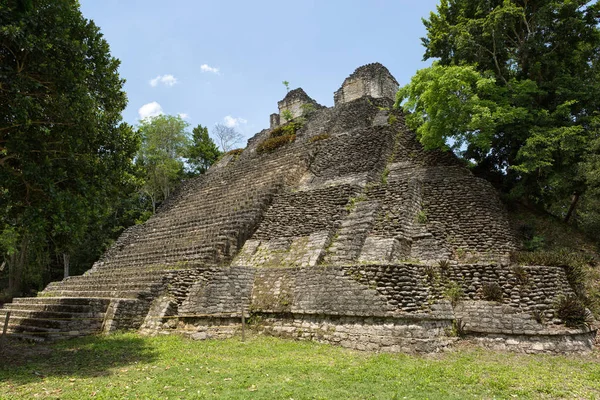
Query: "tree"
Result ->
[[213, 124, 243, 152], [137, 115, 190, 213], [0, 0, 139, 295], [187, 124, 221, 175], [282, 80, 290, 92], [398, 0, 600, 218]]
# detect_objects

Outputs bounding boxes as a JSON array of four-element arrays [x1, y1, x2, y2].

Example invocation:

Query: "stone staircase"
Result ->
[[0, 298, 111, 342], [324, 200, 381, 265], [0, 143, 309, 341]]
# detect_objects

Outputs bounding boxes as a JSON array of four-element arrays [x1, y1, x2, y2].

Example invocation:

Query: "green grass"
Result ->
[[1, 333, 600, 399]]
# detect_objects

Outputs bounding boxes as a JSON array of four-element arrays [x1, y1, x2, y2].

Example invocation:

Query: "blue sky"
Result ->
[[79, 0, 440, 146]]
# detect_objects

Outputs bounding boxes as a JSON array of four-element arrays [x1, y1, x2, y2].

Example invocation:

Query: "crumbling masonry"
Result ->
[[1, 63, 596, 353]]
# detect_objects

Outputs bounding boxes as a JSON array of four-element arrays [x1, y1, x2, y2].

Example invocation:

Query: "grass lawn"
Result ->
[[0, 333, 599, 399]]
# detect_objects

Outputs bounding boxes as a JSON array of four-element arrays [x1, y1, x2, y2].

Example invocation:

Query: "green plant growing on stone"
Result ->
[[452, 318, 467, 338], [282, 80, 290, 93], [309, 133, 331, 143], [512, 265, 529, 285], [300, 103, 316, 118], [444, 281, 464, 306], [387, 114, 397, 125], [524, 235, 545, 251], [281, 109, 293, 122], [532, 308, 545, 324], [345, 194, 366, 212], [556, 295, 592, 328], [424, 264, 436, 281], [437, 259, 451, 276], [455, 248, 466, 260], [416, 210, 428, 224], [482, 282, 503, 301], [381, 167, 390, 185]]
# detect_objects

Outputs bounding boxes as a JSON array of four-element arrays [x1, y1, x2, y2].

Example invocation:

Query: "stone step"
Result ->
[[45, 281, 162, 292], [11, 297, 111, 307], [47, 274, 166, 287], [0, 308, 104, 321], [2, 302, 100, 314], [40, 290, 148, 299], [2, 315, 95, 330]]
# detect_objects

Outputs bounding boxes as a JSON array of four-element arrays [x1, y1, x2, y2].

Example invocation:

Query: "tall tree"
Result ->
[[213, 123, 243, 152], [137, 115, 190, 213], [0, 0, 138, 295], [398, 0, 600, 217], [187, 124, 221, 175]]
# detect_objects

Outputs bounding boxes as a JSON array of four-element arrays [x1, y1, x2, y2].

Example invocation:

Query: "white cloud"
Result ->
[[178, 113, 190, 120], [149, 74, 178, 87], [223, 115, 247, 128], [200, 64, 220, 74], [138, 102, 164, 119]]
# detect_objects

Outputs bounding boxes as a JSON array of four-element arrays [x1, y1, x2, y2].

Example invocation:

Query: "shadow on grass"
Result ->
[[0, 334, 158, 385]]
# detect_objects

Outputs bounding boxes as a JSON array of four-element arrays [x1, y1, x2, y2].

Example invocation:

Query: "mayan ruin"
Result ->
[[0, 63, 596, 354]]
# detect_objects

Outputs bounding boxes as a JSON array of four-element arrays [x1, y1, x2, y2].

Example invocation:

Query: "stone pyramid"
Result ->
[[1, 63, 595, 353]]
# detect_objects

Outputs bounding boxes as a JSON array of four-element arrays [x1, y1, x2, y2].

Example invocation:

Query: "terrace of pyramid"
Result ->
[[1, 63, 596, 353]]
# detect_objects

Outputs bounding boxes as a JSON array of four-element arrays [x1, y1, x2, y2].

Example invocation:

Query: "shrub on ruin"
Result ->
[[416, 210, 428, 224], [257, 134, 296, 154], [512, 265, 529, 285], [444, 281, 464, 306], [281, 109, 293, 122], [300, 103, 317, 117], [424, 265, 436, 281], [532, 308, 545, 324], [556, 295, 592, 328], [437, 259, 451, 274], [511, 249, 593, 296], [309, 133, 331, 143], [270, 120, 303, 138], [452, 319, 467, 338], [482, 282, 503, 301]]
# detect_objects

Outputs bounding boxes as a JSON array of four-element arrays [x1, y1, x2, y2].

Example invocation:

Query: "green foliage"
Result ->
[[256, 134, 296, 154], [481, 282, 503, 302], [415, 210, 428, 224], [225, 148, 244, 157], [3, 333, 600, 398], [309, 133, 331, 143], [0, 0, 139, 296], [424, 265, 437, 281], [524, 235, 545, 252], [186, 124, 221, 175], [437, 259, 451, 275], [345, 194, 367, 212], [512, 265, 529, 285], [282, 80, 290, 92], [300, 103, 317, 118], [380, 167, 390, 184], [257, 120, 304, 154], [270, 121, 302, 138], [281, 109, 294, 122], [136, 115, 190, 213], [444, 281, 464, 306], [451, 319, 467, 338], [556, 295, 592, 328], [403, 0, 600, 213]]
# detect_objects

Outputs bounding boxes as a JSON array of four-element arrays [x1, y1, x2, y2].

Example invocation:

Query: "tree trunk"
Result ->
[[63, 253, 70, 279], [8, 237, 28, 297], [564, 192, 580, 224]]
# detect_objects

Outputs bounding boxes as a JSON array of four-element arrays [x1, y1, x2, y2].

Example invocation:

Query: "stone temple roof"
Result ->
[[278, 88, 320, 106], [344, 62, 399, 85]]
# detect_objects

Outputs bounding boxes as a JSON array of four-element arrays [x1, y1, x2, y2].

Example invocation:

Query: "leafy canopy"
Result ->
[[0, 0, 138, 294], [398, 0, 600, 210], [187, 124, 221, 175]]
